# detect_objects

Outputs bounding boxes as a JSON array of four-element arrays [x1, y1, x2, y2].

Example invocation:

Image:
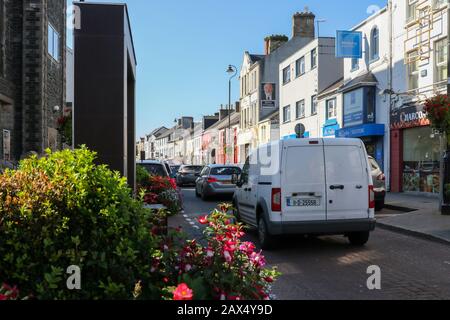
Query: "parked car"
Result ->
[[232, 138, 376, 249], [176, 165, 203, 187], [137, 160, 170, 177], [195, 164, 242, 200], [162, 161, 174, 178], [170, 165, 182, 175], [368, 156, 386, 211]]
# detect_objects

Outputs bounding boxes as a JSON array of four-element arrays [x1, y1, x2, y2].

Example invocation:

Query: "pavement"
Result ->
[[377, 193, 450, 245]]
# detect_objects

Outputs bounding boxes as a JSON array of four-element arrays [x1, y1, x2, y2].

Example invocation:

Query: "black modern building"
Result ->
[[73, 2, 137, 190]]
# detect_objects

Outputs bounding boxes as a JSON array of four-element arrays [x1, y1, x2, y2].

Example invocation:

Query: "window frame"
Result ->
[[406, 0, 418, 23], [407, 49, 419, 90], [434, 38, 448, 83], [295, 99, 305, 119], [282, 66, 291, 85], [296, 56, 306, 77], [47, 23, 60, 62], [311, 48, 317, 69], [370, 27, 379, 62], [311, 95, 318, 115], [283, 105, 291, 123], [326, 98, 337, 120]]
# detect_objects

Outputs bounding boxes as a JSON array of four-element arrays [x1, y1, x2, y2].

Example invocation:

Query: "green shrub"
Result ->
[[0, 147, 160, 299]]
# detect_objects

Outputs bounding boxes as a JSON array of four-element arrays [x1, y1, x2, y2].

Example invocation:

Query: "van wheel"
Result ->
[[258, 217, 275, 250], [348, 232, 370, 246]]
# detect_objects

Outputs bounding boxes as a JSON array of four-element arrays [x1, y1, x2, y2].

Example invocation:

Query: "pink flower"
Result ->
[[198, 215, 209, 225], [250, 251, 266, 268], [173, 283, 193, 300], [223, 250, 233, 263], [206, 247, 214, 258], [239, 242, 256, 255]]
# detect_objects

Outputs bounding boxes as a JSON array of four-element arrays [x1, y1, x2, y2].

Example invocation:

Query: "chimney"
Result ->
[[293, 7, 315, 38], [264, 35, 288, 55]]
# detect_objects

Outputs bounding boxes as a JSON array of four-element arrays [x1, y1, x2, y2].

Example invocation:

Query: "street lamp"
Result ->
[[226, 65, 238, 164]]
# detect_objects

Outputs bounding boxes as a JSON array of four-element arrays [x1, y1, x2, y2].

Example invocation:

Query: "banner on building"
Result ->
[[390, 104, 430, 130], [2, 129, 11, 161], [336, 30, 363, 58], [261, 83, 276, 109]]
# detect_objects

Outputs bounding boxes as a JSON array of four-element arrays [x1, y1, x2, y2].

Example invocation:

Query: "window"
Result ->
[[296, 56, 305, 77], [407, 50, 419, 90], [48, 24, 60, 61], [283, 105, 291, 123], [433, 0, 446, 9], [435, 38, 448, 83], [283, 66, 291, 84], [296, 100, 305, 119], [351, 57, 359, 71], [311, 49, 317, 69], [311, 95, 318, 115], [407, 0, 417, 22], [326, 98, 337, 120], [370, 27, 379, 61]]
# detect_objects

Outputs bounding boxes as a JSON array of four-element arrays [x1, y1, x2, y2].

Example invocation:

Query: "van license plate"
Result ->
[[287, 198, 320, 207]]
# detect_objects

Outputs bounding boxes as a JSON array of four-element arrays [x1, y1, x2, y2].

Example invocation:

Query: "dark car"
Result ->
[[195, 165, 242, 200], [176, 165, 203, 187], [369, 156, 386, 211], [137, 160, 170, 177]]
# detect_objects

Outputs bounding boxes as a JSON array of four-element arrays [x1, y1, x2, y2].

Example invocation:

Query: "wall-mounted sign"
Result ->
[[343, 88, 364, 127], [390, 104, 430, 130], [336, 31, 363, 58], [2, 130, 11, 161], [261, 83, 276, 108]]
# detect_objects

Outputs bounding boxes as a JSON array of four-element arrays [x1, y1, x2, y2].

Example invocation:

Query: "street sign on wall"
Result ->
[[336, 30, 363, 58]]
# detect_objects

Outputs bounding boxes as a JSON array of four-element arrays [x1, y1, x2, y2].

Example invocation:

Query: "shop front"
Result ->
[[390, 103, 441, 194], [335, 85, 385, 170]]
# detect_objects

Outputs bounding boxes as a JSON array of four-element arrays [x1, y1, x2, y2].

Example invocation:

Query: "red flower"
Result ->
[[198, 215, 209, 225], [0, 294, 8, 300], [173, 283, 193, 300], [264, 277, 274, 283]]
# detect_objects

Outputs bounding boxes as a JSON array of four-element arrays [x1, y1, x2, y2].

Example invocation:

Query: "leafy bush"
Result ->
[[0, 147, 160, 299]]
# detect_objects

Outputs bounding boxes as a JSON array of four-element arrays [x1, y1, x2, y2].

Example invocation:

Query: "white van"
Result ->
[[232, 138, 376, 249]]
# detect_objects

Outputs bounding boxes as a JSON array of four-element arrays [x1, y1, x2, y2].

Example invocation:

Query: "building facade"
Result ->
[[279, 37, 343, 139], [389, 0, 448, 194], [0, 0, 66, 161], [238, 9, 316, 161]]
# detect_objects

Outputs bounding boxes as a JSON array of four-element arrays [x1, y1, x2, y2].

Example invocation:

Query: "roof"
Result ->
[[339, 72, 378, 93], [205, 111, 240, 131], [249, 54, 265, 63], [318, 77, 344, 99], [156, 127, 175, 139]]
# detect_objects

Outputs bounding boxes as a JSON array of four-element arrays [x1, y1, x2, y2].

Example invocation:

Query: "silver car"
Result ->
[[369, 156, 386, 211], [195, 165, 242, 200]]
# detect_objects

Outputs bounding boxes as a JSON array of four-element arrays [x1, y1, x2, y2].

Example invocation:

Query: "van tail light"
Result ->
[[207, 177, 218, 183], [271, 188, 282, 212], [377, 173, 385, 181], [369, 185, 375, 209]]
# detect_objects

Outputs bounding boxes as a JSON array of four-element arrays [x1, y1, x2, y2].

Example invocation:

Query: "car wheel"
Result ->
[[348, 231, 370, 246], [375, 199, 384, 212], [201, 188, 209, 201], [232, 200, 242, 222], [258, 216, 275, 250]]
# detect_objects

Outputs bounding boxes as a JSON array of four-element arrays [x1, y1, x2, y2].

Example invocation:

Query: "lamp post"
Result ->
[[316, 19, 326, 38], [226, 65, 238, 164]]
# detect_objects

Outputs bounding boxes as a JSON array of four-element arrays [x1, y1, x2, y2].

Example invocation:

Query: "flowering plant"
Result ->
[[424, 94, 450, 136], [57, 115, 72, 146], [158, 204, 280, 300], [0, 283, 21, 300], [138, 174, 182, 216]]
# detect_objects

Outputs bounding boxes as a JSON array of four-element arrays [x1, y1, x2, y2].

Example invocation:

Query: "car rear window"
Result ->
[[181, 166, 203, 173], [210, 167, 241, 176], [138, 164, 168, 177]]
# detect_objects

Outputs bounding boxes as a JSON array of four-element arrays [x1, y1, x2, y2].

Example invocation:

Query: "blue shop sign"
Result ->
[[336, 123, 385, 138], [323, 119, 340, 137], [336, 31, 363, 58]]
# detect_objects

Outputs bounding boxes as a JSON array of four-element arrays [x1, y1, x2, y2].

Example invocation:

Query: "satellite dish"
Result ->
[[295, 123, 306, 138]]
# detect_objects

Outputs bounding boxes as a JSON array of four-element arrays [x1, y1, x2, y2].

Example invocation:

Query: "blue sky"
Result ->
[[68, 0, 386, 138]]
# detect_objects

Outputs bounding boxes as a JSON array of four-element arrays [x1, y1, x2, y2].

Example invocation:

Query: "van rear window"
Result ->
[[284, 147, 325, 184]]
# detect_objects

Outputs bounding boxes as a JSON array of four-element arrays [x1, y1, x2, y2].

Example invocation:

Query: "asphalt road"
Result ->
[[170, 188, 450, 300]]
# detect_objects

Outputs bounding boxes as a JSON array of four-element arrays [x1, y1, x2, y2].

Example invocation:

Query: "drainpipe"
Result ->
[[386, 0, 393, 192]]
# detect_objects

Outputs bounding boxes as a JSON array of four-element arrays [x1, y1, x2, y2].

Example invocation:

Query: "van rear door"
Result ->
[[324, 140, 369, 220], [281, 140, 326, 222]]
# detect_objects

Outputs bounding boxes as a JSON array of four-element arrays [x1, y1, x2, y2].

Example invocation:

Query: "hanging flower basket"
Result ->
[[424, 94, 450, 139]]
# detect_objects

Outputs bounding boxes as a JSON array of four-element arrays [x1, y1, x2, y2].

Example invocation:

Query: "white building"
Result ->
[[144, 126, 168, 160], [279, 37, 343, 139]]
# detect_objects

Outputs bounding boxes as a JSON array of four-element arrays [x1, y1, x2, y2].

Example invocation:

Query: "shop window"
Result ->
[[435, 38, 448, 84], [403, 126, 440, 193], [366, 87, 375, 123]]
